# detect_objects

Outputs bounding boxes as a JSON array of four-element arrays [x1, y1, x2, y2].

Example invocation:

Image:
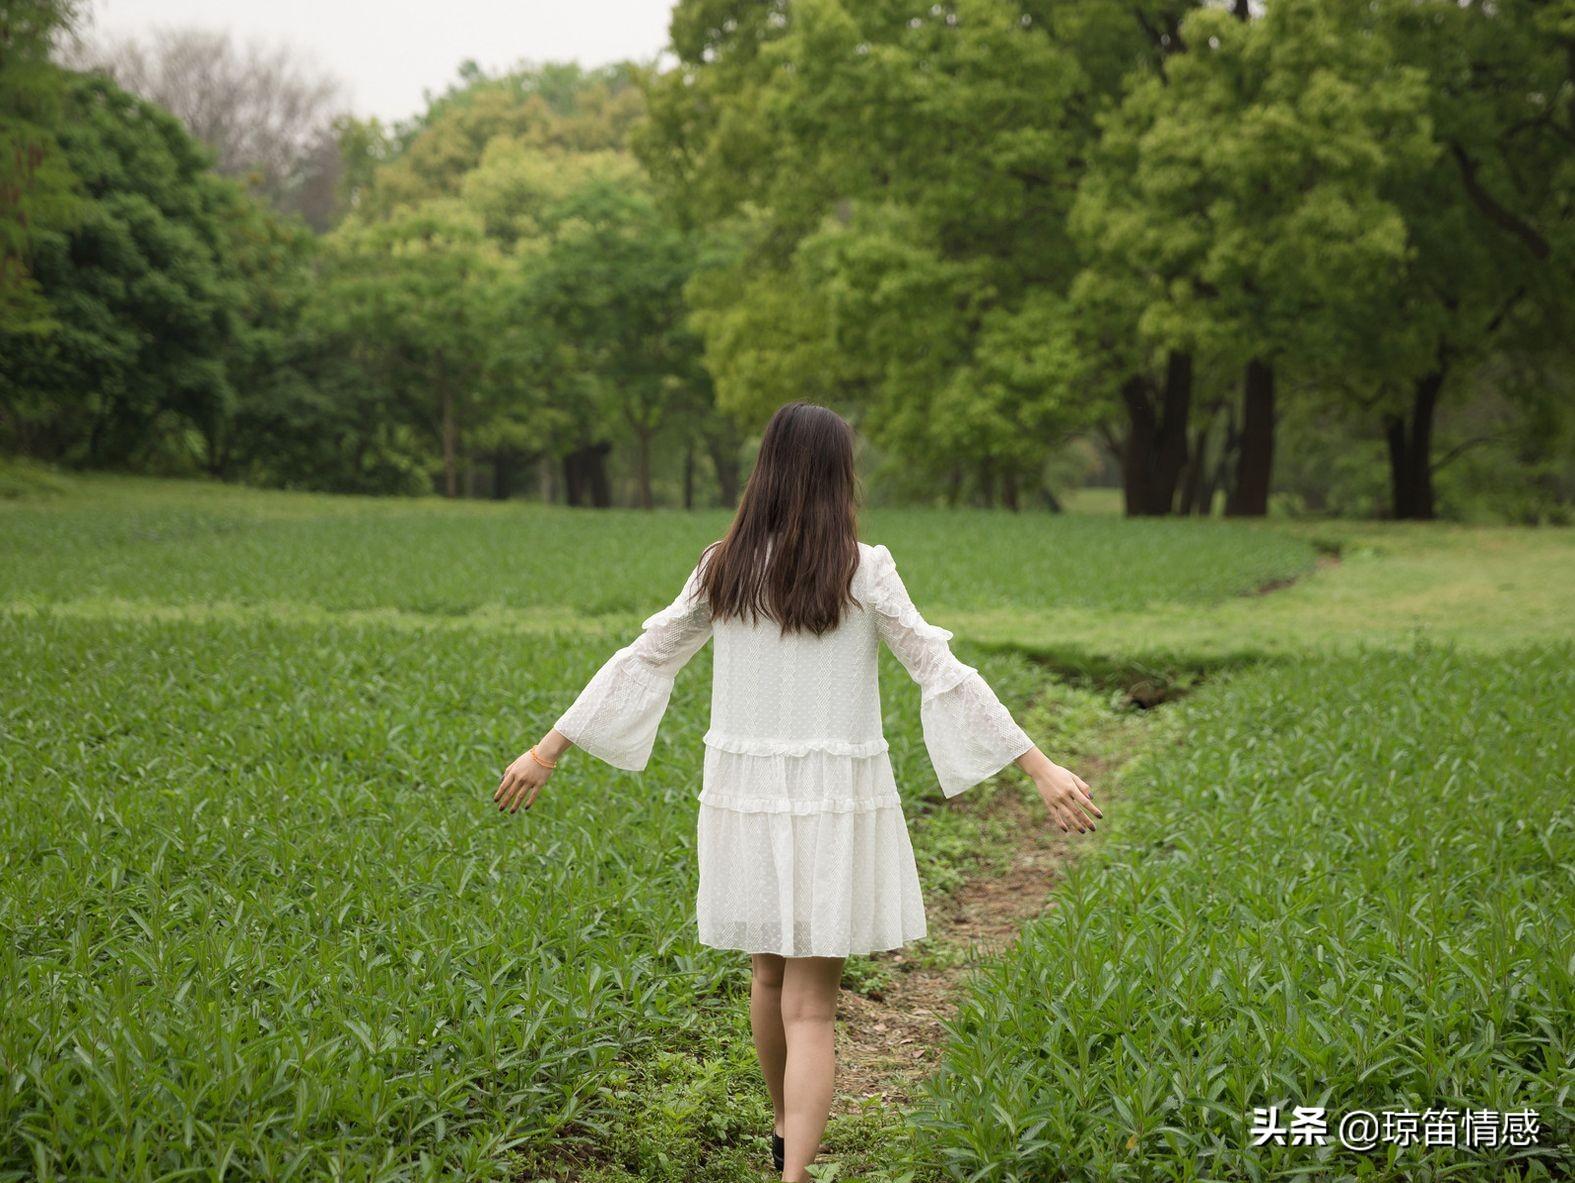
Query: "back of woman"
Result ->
[[492, 401, 1100, 1181], [699, 542, 909, 963], [705, 551, 884, 762]]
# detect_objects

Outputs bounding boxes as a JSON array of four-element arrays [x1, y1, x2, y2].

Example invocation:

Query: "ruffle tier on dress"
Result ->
[[695, 739, 926, 956]]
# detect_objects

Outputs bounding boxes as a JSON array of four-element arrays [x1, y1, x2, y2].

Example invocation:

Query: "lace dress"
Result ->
[[552, 541, 1034, 957]]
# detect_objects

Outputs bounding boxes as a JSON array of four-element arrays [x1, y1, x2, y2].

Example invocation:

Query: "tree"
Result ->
[[511, 177, 707, 509], [360, 62, 645, 217], [205, 182, 318, 479], [1071, 0, 1435, 516], [1368, 0, 1575, 519], [317, 199, 505, 497], [0, 0, 83, 338], [638, 0, 1199, 509], [459, 140, 642, 505], [0, 71, 248, 466], [333, 61, 729, 508]]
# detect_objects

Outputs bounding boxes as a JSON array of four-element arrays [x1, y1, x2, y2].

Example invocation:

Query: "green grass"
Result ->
[[0, 457, 74, 500], [0, 473, 1316, 620], [0, 574, 1043, 1180], [958, 520, 1575, 668], [1, 472, 1570, 1181], [909, 644, 1575, 1181], [1, 612, 720, 1179]]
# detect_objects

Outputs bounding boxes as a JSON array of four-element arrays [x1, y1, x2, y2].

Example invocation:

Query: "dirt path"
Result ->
[[1248, 549, 1342, 596], [830, 752, 1116, 1114]]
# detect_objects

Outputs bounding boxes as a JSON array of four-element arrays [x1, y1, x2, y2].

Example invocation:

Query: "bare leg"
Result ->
[[749, 953, 788, 1138], [779, 954, 844, 1181]]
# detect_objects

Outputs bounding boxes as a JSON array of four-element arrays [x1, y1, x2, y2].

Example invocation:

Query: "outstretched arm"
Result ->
[[863, 544, 1101, 833], [495, 557, 713, 814]]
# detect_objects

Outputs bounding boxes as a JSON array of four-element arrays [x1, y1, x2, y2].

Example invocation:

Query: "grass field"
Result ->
[[2, 473, 1570, 1181]]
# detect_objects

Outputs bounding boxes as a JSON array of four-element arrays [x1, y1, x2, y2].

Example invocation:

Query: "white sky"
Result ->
[[79, 0, 678, 125]]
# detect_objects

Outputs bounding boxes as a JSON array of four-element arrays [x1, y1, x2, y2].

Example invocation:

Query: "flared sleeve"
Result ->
[[553, 557, 714, 771], [864, 544, 1034, 797]]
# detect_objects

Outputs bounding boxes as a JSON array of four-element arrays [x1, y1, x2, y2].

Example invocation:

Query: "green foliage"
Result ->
[[7, 3, 1571, 516], [0, 2, 84, 334], [683, 222, 859, 426], [314, 62, 724, 504], [0, 72, 252, 467], [0, 454, 72, 498], [1367, 0, 1575, 439], [638, 0, 1575, 518], [639, 0, 1179, 492], [366, 62, 645, 217], [508, 177, 707, 505], [1074, 0, 1438, 380], [204, 181, 322, 478], [316, 196, 506, 495]]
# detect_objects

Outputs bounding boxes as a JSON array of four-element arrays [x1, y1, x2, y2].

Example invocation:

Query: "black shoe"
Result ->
[[771, 1131, 785, 1172]]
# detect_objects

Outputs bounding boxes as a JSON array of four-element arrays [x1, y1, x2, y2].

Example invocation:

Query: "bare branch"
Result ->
[[1447, 142, 1552, 261], [1430, 431, 1511, 475], [62, 26, 349, 226]]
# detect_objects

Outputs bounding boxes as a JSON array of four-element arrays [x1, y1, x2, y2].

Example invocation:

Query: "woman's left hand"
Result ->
[[495, 749, 552, 814]]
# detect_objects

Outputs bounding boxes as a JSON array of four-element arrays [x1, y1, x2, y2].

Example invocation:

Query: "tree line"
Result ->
[[2, 0, 1571, 519]]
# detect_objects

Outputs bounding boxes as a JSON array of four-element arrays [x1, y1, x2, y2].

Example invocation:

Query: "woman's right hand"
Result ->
[[1022, 750, 1101, 833], [495, 748, 553, 814]]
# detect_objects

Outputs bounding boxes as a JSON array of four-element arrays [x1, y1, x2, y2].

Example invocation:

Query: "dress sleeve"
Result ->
[[553, 558, 714, 771], [863, 544, 1034, 797]]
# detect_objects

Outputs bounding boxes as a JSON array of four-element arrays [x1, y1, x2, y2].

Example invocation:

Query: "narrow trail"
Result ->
[[830, 750, 1119, 1116], [1247, 548, 1342, 596]]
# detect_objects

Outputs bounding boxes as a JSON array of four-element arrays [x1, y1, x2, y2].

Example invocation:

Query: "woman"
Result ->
[[494, 401, 1100, 1181]]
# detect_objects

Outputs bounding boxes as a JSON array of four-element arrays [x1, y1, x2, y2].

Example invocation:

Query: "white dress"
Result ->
[[552, 541, 1034, 957]]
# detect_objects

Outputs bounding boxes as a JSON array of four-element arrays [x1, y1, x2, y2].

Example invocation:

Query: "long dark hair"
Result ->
[[696, 402, 860, 636]]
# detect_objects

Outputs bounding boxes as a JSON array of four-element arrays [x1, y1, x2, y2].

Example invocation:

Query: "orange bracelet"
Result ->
[[529, 744, 557, 770]]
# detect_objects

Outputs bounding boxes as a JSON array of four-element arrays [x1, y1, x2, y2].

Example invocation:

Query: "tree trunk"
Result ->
[[634, 429, 655, 509], [1119, 376, 1150, 515], [563, 443, 612, 507], [682, 440, 695, 510], [562, 451, 581, 506], [1157, 351, 1193, 512], [1208, 400, 1239, 514], [492, 450, 512, 501], [1226, 358, 1274, 517], [587, 442, 612, 507], [1178, 405, 1216, 516], [204, 429, 225, 480], [705, 427, 741, 506], [440, 386, 458, 499], [86, 409, 106, 468], [977, 456, 997, 508], [1001, 467, 1020, 512], [947, 463, 964, 507], [1384, 368, 1443, 520], [1120, 350, 1193, 515]]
